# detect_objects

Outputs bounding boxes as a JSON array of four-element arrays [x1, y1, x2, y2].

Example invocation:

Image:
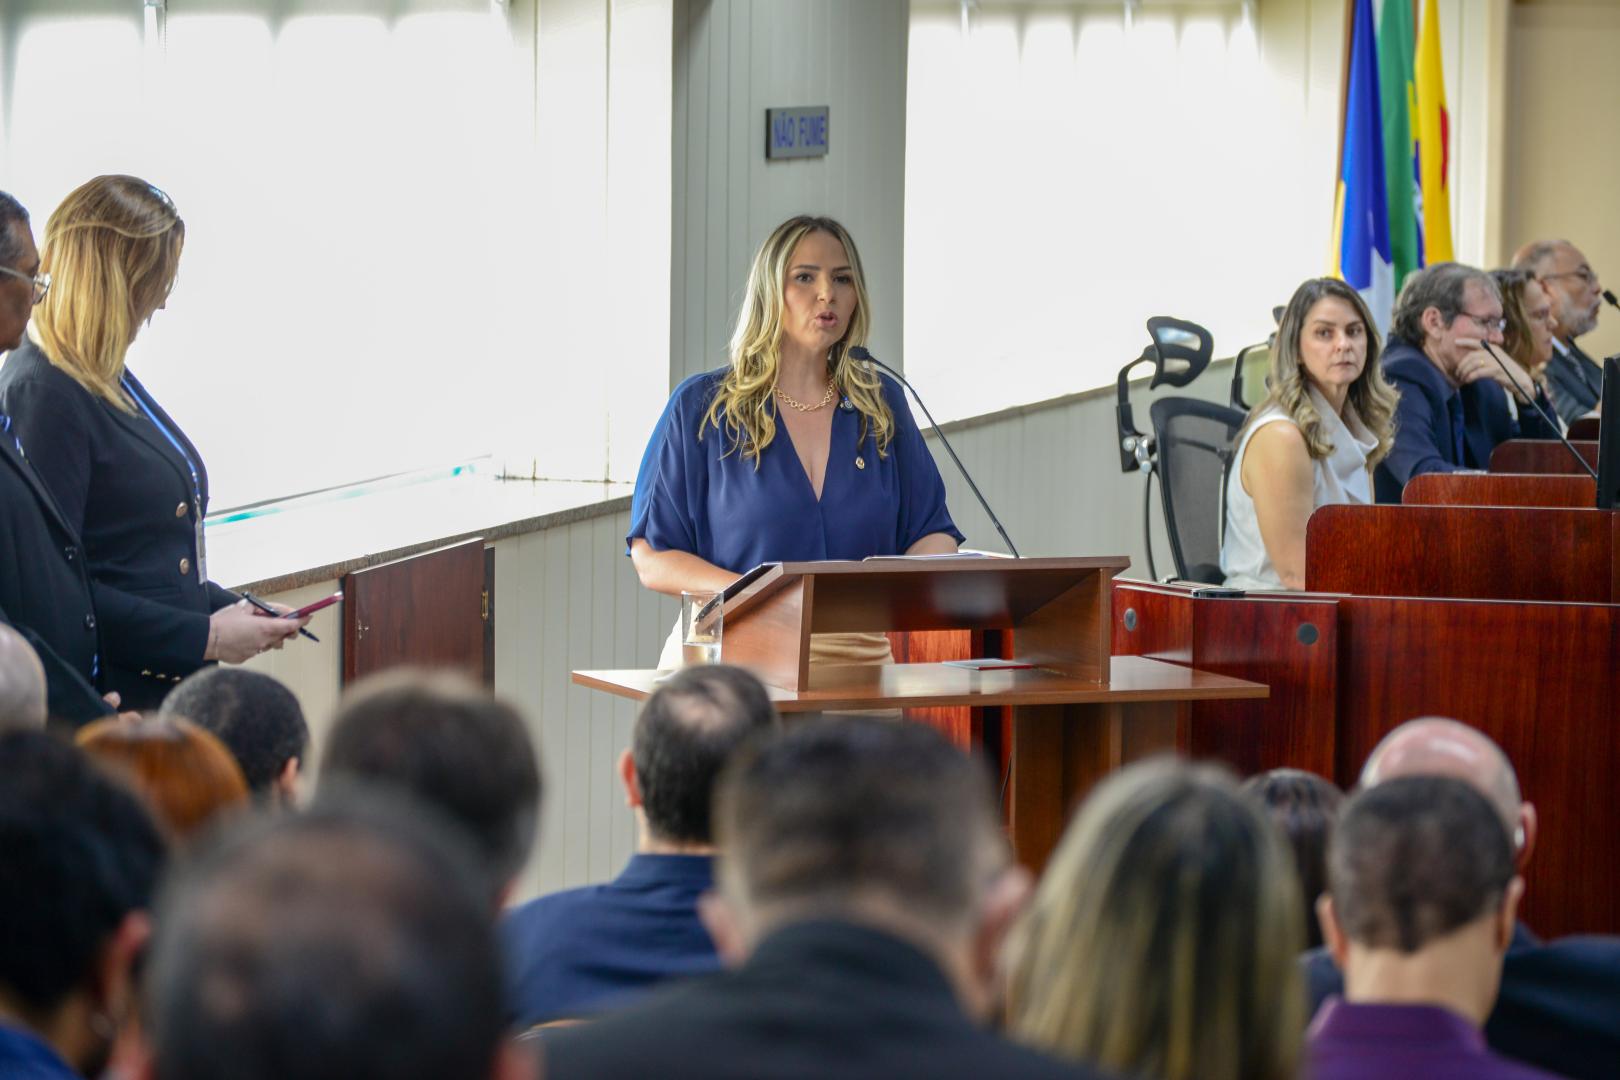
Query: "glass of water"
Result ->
[[681, 590, 723, 666]]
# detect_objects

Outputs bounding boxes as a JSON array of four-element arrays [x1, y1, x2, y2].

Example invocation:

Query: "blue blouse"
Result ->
[[628, 369, 964, 572]]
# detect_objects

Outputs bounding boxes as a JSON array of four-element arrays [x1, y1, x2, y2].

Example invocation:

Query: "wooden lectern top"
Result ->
[[573, 654, 1267, 714], [718, 557, 1130, 691]]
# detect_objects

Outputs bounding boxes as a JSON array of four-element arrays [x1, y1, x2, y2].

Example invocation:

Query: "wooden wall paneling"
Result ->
[[1112, 581, 1196, 664], [1489, 439, 1599, 474], [1334, 595, 1620, 938], [1306, 505, 1616, 603], [1113, 582, 1337, 778], [1187, 596, 1338, 779], [1401, 471, 1597, 508], [343, 538, 487, 683]]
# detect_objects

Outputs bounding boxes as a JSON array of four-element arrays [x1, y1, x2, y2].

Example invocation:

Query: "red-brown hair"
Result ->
[[77, 715, 249, 843]]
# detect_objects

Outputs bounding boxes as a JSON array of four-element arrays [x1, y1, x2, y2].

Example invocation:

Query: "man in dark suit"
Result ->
[[1302, 718, 1620, 1079], [1513, 239, 1606, 425], [539, 719, 1107, 1079], [502, 664, 778, 1026], [1374, 262, 1561, 502], [0, 191, 110, 726]]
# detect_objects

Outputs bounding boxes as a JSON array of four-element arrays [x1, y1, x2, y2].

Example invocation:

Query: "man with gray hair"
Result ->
[[1512, 239, 1606, 424], [1303, 718, 1620, 1079], [0, 625, 47, 730], [1307, 776, 1553, 1079], [1373, 262, 1560, 502]]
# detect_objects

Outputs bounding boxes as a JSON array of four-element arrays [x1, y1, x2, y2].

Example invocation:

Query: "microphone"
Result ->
[[1604, 288, 1619, 313], [1481, 342, 1598, 481], [847, 346, 1021, 558]]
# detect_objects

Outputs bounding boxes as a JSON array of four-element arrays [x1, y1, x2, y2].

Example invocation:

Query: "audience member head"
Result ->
[[710, 214, 892, 463], [620, 664, 778, 851], [1491, 267, 1557, 372], [1513, 238, 1604, 340], [0, 189, 41, 352], [1390, 262, 1503, 378], [32, 175, 184, 406], [1255, 276, 1397, 465], [162, 667, 307, 807], [1359, 716, 1535, 870], [0, 623, 47, 730], [320, 669, 542, 904], [0, 731, 166, 1076], [1241, 767, 1345, 949], [704, 718, 1029, 1021], [76, 714, 249, 845], [139, 794, 531, 1080], [1006, 759, 1303, 1080], [1319, 776, 1522, 1025]]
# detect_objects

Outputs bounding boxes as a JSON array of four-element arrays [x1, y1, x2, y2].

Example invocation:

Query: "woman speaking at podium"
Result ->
[[628, 215, 963, 668]]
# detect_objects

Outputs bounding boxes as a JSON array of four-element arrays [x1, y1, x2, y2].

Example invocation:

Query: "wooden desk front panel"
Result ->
[[1113, 583, 1337, 779], [1306, 505, 1618, 604], [1335, 595, 1620, 937], [1401, 472, 1597, 508], [1489, 439, 1599, 474]]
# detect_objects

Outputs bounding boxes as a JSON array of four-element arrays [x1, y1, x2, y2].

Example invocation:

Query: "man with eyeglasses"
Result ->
[[1373, 262, 1560, 503], [0, 191, 111, 725], [1512, 240, 1606, 425]]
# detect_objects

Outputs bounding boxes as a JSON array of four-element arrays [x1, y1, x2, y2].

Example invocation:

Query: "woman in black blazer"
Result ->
[[0, 176, 303, 710]]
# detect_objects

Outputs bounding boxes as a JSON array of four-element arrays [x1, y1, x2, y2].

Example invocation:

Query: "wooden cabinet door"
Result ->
[[343, 538, 489, 684]]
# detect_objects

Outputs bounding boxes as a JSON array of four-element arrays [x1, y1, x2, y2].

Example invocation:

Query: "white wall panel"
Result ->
[[670, 0, 910, 386]]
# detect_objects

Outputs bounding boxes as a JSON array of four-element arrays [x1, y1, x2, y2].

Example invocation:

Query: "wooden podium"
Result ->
[[574, 558, 1265, 870]]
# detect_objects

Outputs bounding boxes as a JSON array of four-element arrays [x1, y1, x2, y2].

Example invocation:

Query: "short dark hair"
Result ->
[[0, 731, 166, 1013], [0, 191, 30, 267], [321, 670, 541, 892], [1329, 775, 1515, 953], [634, 665, 778, 844], [1241, 768, 1344, 949], [714, 718, 1002, 929], [1390, 261, 1497, 346], [144, 795, 505, 1080], [162, 667, 308, 795]]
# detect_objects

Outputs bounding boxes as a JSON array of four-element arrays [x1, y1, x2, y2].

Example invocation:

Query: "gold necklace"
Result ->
[[775, 379, 837, 413]]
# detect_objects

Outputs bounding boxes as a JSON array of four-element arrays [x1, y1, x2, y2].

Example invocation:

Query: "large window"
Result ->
[[904, 2, 1332, 422], [1, 1, 563, 508]]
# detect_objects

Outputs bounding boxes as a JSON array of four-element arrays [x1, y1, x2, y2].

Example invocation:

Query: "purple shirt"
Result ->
[[1307, 998, 1566, 1079]]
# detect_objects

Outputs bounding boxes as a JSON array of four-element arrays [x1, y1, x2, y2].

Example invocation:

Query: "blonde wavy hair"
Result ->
[[30, 175, 185, 411], [1238, 277, 1398, 468], [1005, 759, 1304, 1080], [701, 215, 892, 463]]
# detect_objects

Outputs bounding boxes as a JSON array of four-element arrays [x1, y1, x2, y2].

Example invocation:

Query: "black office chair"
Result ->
[[1115, 317, 1246, 583], [1148, 397, 1246, 584]]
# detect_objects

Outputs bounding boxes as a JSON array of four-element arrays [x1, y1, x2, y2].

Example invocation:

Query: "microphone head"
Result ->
[[1604, 288, 1619, 310], [848, 345, 873, 361]]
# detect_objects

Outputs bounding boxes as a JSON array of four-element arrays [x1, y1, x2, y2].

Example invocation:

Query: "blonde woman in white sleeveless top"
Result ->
[[1221, 278, 1399, 591]]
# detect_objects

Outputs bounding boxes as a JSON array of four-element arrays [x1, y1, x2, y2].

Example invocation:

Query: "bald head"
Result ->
[[0, 625, 47, 731], [1360, 718, 1527, 853]]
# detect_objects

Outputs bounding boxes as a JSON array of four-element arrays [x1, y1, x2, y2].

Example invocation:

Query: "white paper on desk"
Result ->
[[862, 552, 991, 561], [942, 658, 1034, 670]]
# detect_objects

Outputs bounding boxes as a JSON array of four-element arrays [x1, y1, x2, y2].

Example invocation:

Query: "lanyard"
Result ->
[[121, 376, 207, 585], [0, 412, 21, 457]]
